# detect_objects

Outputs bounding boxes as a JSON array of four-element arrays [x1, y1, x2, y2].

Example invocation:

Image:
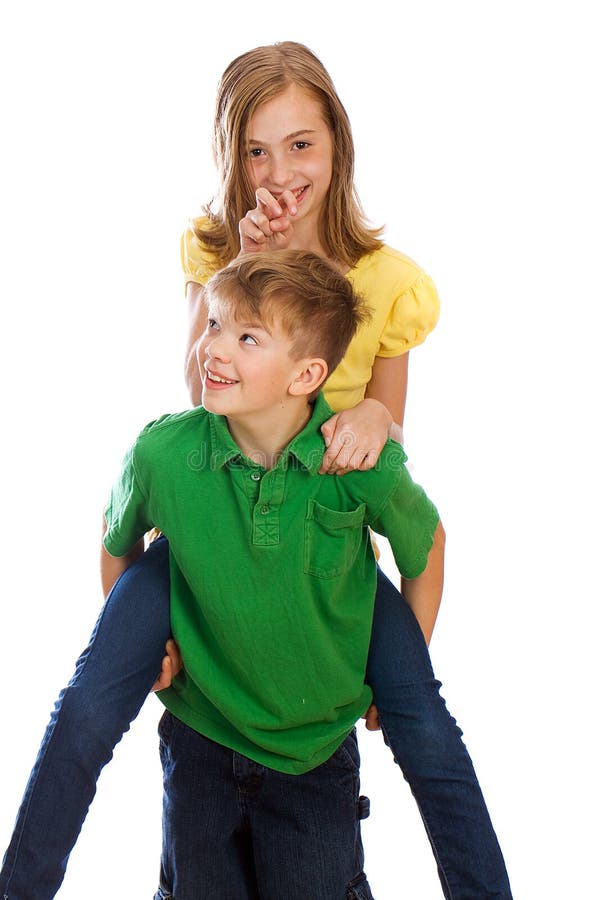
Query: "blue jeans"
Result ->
[[0, 538, 511, 899], [154, 712, 373, 900], [367, 569, 511, 899], [0, 538, 172, 900]]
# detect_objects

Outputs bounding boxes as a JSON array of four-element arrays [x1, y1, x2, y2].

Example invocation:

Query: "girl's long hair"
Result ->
[[195, 41, 383, 269]]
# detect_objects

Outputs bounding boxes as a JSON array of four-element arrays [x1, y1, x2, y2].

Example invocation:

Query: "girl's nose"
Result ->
[[268, 153, 292, 187]]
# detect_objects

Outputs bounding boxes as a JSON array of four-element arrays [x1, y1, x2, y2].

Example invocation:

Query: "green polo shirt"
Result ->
[[104, 394, 439, 774]]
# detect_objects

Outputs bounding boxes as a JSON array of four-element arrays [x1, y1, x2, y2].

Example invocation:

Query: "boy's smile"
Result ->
[[204, 368, 239, 388]]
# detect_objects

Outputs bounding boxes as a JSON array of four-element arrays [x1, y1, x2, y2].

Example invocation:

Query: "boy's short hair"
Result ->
[[205, 250, 370, 376]]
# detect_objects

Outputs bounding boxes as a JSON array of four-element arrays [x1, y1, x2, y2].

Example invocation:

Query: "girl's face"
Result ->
[[243, 84, 334, 246]]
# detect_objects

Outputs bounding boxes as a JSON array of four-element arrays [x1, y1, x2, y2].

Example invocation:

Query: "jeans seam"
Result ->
[[0, 682, 75, 895]]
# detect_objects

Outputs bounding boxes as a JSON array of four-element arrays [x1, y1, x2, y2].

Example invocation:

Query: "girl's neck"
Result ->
[[287, 223, 350, 275], [287, 219, 325, 258]]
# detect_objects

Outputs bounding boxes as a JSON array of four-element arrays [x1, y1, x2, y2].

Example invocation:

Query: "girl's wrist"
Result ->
[[362, 397, 393, 433]]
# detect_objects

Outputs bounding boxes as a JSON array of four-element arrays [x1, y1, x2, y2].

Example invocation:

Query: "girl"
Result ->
[[0, 42, 511, 899]]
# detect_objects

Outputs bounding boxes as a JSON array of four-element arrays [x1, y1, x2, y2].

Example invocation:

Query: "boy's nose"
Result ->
[[204, 334, 230, 363]]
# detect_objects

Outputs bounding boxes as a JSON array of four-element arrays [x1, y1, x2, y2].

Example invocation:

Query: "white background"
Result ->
[[1, 2, 598, 897]]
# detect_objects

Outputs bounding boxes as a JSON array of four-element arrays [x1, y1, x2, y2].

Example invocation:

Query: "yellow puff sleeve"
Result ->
[[180, 217, 221, 287], [378, 271, 440, 356]]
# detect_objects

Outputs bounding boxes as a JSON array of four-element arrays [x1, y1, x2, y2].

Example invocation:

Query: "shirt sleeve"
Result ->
[[180, 218, 220, 288], [103, 442, 154, 557], [369, 456, 440, 578], [377, 271, 440, 356]]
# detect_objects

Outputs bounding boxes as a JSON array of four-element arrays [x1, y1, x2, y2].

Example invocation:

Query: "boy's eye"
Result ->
[[207, 318, 220, 331], [240, 333, 258, 345]]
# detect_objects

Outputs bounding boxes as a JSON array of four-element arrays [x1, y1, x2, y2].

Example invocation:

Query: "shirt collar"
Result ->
[[284, 393, 332, 474], [207, 393, 333, 475]]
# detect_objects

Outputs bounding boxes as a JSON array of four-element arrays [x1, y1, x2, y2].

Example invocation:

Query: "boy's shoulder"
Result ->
[[344, 438, 408, 489], [137, 406, 210, 440], [338, 439, 408, 498], [131, 407, 213, 460]]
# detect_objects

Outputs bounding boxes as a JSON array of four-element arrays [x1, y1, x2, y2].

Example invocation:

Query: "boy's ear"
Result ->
[[288, 358, 328, 397]]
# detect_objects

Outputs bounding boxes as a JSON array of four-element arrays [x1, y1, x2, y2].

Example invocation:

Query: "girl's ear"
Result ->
[[289, 358, 328, 397]]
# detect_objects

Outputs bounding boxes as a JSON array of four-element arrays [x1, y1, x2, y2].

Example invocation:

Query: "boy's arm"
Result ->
[[400, 520, 446, 646], [100, 516, 144, 598]]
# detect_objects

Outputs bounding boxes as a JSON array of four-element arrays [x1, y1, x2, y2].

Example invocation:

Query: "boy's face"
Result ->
[[197, 296, 304, 421]]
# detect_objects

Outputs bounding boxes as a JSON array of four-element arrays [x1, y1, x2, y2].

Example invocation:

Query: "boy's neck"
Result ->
[[225, 400, 313, 469]]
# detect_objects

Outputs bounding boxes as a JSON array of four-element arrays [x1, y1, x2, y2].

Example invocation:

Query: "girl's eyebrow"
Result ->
[[247, 129, 318, 146]]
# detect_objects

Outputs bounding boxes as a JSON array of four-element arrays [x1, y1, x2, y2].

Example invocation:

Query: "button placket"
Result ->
[[252, 469, 284, 545]]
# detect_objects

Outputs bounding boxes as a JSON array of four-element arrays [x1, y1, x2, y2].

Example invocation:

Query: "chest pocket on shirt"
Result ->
[[304, 499, 366, 579]]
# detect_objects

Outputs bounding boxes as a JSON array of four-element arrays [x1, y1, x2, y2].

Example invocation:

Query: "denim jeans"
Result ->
[[1, 538, 511, 899], [153, 712, 373, 900], [0, 537, 171, 900], [367, 568, 512, 899]]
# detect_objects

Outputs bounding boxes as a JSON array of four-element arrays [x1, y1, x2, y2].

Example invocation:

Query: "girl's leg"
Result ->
[[0, 536, 171, 900], [366, 567, 512, 900]]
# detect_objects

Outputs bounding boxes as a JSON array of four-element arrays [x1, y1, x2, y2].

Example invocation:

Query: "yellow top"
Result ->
[[181, 219, 440, 413]]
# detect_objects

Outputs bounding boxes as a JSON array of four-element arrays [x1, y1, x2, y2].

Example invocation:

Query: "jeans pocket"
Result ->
[[330, 727, 360, 773], [158, 709, 179, 770], [322, 729, 361, 803], [346, 871, 375, 899], [304, 500, 366, 578]]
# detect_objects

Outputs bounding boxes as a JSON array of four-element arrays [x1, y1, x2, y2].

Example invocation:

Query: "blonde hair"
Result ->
[[205, 250, 370, 376], [196, 41, 383, 269]]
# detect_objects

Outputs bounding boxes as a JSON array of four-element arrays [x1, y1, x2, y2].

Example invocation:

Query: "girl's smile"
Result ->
[[244, 84, 334, 248]]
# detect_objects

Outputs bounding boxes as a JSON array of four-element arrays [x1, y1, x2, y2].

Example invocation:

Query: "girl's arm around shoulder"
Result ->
[[364, 352, 409, 445], [319, 354, 408, 474], [184, 281, 207, 407]]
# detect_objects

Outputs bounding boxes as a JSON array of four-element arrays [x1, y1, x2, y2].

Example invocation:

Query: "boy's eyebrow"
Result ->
[[239, 320, 272, 333], [207, 302, 272, 335], [247, 129, 318, 145]]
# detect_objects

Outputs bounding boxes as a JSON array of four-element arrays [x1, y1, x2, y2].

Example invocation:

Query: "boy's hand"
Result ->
[[151, 639, 183, 692], [362, 703, 381, 731], [319, 399, 392, 475], [238, 188, 297, 253]]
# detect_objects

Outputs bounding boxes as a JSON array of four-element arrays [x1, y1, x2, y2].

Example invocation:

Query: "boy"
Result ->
[[101, 250, 444, 898]]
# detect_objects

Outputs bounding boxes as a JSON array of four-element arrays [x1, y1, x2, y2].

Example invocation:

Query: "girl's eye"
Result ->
[[248, 148, 265, 158], [240, 333, 258, 345], [207, 318, 220, 331], [293, 141, 310, 150]]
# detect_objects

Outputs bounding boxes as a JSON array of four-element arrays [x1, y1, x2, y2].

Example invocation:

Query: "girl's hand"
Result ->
[[238, 188, 297, 253], [319, 399, 393, 475], [151, 639, 183, 692]]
